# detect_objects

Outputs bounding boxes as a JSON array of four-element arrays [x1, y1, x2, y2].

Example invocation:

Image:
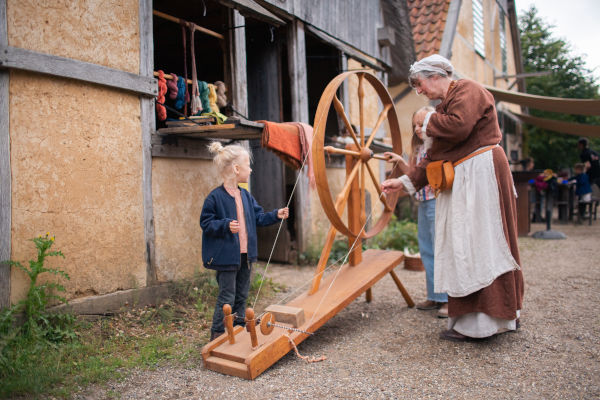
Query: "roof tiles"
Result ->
[[407, 0, 450, 59]]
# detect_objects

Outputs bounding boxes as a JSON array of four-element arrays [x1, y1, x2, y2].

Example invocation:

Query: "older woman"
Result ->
[[382, 55, 524, 341]]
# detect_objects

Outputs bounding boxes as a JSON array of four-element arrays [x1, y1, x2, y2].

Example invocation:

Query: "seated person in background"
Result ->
[[569, 163, 593, 218]]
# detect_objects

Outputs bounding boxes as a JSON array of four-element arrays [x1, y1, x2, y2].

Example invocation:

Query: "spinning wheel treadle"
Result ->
[[201, 71, 413, 380]]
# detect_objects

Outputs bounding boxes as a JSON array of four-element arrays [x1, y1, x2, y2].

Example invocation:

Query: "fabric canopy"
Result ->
[[484, 85, 600, 116], [511, 112, 600, 138]]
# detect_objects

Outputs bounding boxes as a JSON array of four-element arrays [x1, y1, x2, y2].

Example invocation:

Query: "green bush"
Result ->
[[368, 217, 419, 253], [322, 217, 419, 266]]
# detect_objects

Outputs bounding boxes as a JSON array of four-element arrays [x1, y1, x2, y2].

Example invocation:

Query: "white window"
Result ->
[[473, 0, 485, 57], [499, 9, 507, 73]]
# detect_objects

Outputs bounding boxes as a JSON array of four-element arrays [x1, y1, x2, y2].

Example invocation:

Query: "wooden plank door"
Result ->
[[246, 20, 291, 262]]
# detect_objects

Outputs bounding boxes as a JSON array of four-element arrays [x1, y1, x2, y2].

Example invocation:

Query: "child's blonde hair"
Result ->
[[208, 142, 250, 179], [410, 105, 435, 160]]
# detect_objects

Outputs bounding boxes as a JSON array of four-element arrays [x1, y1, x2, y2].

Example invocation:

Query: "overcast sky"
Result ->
[[515, 0, 600, 84]]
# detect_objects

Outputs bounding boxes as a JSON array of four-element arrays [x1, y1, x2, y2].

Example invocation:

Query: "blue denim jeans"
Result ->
[[211, 254, 252, 335], [418, 199, 447, 303]]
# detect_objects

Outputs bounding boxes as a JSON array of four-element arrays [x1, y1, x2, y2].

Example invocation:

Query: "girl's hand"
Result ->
[[230, 220, 240, 233], [381, 178, 405, 194], [383, 152, 402, 164], [278, 207, 289, 219]]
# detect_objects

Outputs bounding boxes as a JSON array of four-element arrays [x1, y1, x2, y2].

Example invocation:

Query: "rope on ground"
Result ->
[[285, 334, 327, 363]]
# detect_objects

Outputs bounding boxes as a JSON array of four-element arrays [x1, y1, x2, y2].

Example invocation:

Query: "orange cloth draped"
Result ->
[[259, 121, 303, 169]]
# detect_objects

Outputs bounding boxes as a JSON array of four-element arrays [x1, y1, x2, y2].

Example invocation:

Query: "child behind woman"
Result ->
[[200, 142, 289, 341], [384, 106, 448, 318], [570, 163, 593, 220]]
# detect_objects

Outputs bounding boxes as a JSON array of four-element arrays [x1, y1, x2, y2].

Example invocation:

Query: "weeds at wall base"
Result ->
[[0, 268, 281, 398]]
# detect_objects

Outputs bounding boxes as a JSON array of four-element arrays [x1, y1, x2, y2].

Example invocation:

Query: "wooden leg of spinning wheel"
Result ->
[[309, 226, 337, 294], [365, 288, 372, 303], [389, 270, 414, 307]]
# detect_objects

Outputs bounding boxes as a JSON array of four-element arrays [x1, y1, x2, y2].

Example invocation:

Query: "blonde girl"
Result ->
[[200, 142, 289, 341]]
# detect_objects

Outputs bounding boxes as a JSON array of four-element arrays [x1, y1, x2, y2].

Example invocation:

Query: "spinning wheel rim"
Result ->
[[312, 71, 404, 239]]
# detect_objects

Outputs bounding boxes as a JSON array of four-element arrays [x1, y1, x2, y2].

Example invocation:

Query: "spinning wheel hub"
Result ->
[[359, 147, 373, 162]]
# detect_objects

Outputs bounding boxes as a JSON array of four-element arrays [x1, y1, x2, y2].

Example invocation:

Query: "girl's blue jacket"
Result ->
[[200, 185, 280, 271]]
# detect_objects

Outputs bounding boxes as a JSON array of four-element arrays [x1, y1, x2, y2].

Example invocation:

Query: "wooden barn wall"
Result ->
[[260, 0, 382, 60], [6, 0, 147, 303]]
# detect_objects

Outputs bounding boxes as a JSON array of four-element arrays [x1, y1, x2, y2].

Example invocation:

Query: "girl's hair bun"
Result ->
[[208, 141, 223, 154]]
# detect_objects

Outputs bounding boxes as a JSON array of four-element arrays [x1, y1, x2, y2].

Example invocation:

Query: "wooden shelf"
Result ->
[[157, 118, 263, 140]]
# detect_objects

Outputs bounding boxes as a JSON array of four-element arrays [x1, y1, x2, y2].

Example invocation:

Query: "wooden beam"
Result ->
[[0, 45, 158, 97], [153, 9, 225, 41], [0, 0, 10, 308], [439, 0, 462, 59], [230, 10, 248, 119], [139, 0, 157, 285], [151, 135, 213, 159], [304, 24, 387, 72], [49, 284, 171, 315], [287, 19, 311, 255]]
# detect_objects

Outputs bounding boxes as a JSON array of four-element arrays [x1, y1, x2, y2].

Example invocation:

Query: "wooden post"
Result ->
[[346, 144, 362, 266], [365, 288, 372, 303], [223, 304, 235, 344], [139, 0, 157, 285], [287, 19, 311, 258], [245, 307, 258, 348], [0, 0, 10, 309]]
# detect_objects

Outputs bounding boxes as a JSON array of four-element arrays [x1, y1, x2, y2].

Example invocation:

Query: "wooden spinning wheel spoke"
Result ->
[[333, 95, 361, 149], [358, 73, 365, 145], [365, 103, 392, 149], [364, 162, 392, 212], [323, 146, 360, 158]]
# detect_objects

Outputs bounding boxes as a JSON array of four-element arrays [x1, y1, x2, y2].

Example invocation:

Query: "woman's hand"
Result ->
[[229, 220, 240, 233], [278, 207, 289, 219], [381, 178, 405, 194]]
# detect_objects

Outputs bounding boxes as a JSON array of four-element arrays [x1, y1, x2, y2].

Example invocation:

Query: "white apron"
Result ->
[[433, 147, 520, 298]]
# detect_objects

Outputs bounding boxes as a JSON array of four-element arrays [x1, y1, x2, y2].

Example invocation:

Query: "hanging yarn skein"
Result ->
[[174, 75, 187, 110], [207, 83, 219, 113], [188, 22, 202, 115], [167, 73, 178, 100], [156, 70, 167, 121], [198, 81, 211, 114], [214, 81, 227, 108]]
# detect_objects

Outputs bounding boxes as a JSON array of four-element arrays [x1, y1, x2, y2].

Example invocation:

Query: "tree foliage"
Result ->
[[519, 6, 600, 171]]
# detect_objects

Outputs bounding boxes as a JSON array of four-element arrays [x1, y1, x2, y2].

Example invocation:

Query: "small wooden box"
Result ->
[[264, 304, 305, 327]]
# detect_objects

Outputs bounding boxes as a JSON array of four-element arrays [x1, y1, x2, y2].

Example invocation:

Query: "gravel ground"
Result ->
[[78, 222, 600, 399]]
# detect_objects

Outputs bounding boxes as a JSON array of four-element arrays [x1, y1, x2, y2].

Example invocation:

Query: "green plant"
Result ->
[[369, 217, 419, 253], [4, 233, 74, 341]]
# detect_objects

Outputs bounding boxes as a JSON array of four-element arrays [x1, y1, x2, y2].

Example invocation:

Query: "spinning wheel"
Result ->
[[201, 71, 414, 380], [313, 70, 404, 240]]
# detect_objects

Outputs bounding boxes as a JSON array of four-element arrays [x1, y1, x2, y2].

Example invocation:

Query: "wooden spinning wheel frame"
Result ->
[[313, 70, 404, 239], [310, 70, 405, 294], [201, 71, 414, 380]]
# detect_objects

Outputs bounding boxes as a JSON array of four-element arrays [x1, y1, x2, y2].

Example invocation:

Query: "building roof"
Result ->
[[407, 0, 450, 60]]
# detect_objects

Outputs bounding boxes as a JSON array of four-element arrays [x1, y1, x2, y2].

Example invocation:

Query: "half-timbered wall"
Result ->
[[6, 0, 148, 302]]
